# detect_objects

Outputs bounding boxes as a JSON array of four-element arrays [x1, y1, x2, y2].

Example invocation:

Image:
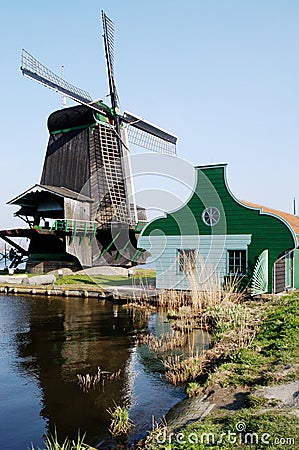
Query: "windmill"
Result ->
[[5, 10, 177, 271]]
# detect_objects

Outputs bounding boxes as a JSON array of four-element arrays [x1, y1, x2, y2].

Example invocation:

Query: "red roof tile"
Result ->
[[240, 200, 299, 245]]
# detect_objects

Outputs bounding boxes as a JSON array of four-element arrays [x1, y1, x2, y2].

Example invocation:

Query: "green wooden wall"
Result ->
[[141, 164, 296, 291], [294, 249, 299, 289]]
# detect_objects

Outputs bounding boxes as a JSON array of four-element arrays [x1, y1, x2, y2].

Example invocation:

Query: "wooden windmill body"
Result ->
[[2, 11, 177, 272]]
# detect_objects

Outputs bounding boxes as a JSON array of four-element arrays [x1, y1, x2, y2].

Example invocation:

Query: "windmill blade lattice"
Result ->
[[102, 11, 120, 111], [21, 49, 105, 113], [123, 112, 177, 156], [20, 12, 178, 228]]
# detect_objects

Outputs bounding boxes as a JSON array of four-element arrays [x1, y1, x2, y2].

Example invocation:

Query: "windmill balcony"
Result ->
[[50, 219, 97, 236]]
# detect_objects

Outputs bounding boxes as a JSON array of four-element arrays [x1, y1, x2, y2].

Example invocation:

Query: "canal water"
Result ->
[[0, 295, 208, 449]]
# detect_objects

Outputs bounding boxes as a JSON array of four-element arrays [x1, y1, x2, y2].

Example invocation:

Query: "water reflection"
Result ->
[[14, 296, 148, 448], [0, 295, 207, 449]]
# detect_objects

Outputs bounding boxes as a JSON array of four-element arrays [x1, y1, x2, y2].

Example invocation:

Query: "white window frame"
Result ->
[[227, 249, 247, 276]]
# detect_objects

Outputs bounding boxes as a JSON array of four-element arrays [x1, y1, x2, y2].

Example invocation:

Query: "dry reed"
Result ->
[[153, 253, 251, 384], [135, 252, 253, 386], [77, 367, 121, 393], [163, 353, 205, 385], [138, 330, 187, 354]]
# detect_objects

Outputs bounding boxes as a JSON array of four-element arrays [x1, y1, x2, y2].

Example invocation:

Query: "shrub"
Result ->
[[107, 404, 132, 437]]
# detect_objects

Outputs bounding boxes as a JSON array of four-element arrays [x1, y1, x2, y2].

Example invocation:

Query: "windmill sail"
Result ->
[[21, 49, 105, 113], [11, 8, 178, 271], [101, 11, 120, 113], [123, 111, 177, 155], [101, 11, 132, 224], [19, 11, 178, 239], [21, 48, 177, 155]]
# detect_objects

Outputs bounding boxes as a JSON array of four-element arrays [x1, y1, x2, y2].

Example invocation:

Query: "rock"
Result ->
[[165, 397, 215, 430], [0, 274, 28, 284], [24, 274, 56, 286], [255, 381, 299, 408], [74, 266, 129, 276]]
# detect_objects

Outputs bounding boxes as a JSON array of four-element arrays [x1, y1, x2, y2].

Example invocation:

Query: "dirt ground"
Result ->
[[203, 383, 251, 412]]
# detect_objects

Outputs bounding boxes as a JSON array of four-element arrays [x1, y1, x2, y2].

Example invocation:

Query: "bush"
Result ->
[[186, 382, 202, 397]]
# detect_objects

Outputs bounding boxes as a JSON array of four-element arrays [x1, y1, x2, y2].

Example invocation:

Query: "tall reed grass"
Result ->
[[145, 253, 251, 385], [77, 367, 121, 393]]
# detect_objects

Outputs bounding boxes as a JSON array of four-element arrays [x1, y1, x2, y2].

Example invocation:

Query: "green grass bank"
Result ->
[[144, 292, 299, 449]]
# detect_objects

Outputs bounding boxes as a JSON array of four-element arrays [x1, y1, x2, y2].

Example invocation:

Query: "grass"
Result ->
[[186, 381, 202, 397], [203, 301, 255, 346], [53, 268, 156, 288], [152, 268, 248, 385], [30, 429, 92, 450], [145, 411, 299, 449], [107, 404, 132, 437], [27, 280, 299, 449], [257, 294, 299, 362], [142, 287, 299, 449], [209, 293, 299, 389], [133, 262, 299, 406], [54, 274, 126, 287]]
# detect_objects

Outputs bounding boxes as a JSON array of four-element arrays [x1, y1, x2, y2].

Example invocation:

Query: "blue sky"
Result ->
[[0, 0, 298, 228]]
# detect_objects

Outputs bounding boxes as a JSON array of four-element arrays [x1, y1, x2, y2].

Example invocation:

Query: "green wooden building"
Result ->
[[138, 164, 299, 294]]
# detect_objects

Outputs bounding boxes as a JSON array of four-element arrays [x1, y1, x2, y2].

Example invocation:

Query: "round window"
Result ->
[[202, 206, 220, 226]]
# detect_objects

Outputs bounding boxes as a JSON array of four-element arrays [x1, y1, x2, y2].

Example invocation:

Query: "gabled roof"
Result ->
[[8, 184, 93, 205], [241, 200, 299, 245]]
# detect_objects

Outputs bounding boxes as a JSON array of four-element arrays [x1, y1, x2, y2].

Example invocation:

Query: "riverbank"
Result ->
[[1, 270, 298, 449], [0, 291, 187, 450], [141, 291, 299, 449], [0, 268, 158, 301]]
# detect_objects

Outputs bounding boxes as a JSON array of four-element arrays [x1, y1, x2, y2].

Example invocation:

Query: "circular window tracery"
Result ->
[[202, 206, 220, 226]]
